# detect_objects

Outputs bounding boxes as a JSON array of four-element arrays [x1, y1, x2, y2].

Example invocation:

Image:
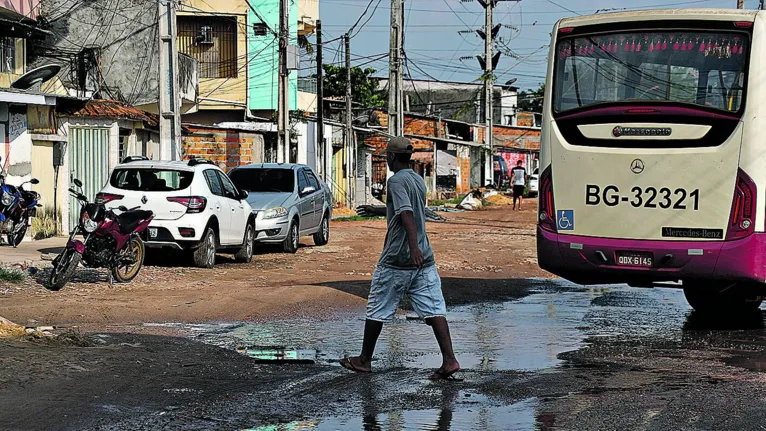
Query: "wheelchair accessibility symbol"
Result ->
[[557, 210, 574, 231]]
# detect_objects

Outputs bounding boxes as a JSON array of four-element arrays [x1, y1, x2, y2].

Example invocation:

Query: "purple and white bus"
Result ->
[[537, 9, 766, 313]]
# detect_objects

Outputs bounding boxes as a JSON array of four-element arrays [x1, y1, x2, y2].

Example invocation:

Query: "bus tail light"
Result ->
[[538, 166, 557, 232], [727, 169, 756, 241]]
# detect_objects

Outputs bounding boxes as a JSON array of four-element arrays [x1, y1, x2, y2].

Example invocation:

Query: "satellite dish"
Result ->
[[11, 64, 61, 91]]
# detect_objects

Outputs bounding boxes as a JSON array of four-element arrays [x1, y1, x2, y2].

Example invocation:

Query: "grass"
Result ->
[[0, 268, 25, 283], [31, 206, 60, 240]]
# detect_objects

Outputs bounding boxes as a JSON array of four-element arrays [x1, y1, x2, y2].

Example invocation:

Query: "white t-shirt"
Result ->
[[511, 166, 526, 186]]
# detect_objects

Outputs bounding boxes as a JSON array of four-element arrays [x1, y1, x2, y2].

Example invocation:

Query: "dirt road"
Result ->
[[0, 204, 545, 325], [5, 202, 766, 430]]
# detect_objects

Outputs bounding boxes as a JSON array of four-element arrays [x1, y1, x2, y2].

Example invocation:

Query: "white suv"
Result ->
[[97, 157, 255, 268]]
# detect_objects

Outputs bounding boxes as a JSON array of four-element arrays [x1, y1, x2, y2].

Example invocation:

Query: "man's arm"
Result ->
[[356, 205, 386, 217], [401, 211, 424, 266]]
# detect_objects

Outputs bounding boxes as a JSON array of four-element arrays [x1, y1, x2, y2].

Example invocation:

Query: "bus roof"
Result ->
[[558, 8, 758, 29]]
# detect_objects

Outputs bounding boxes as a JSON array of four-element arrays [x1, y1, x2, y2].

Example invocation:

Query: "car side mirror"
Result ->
[[73, 179, 83, 188], [30, 178, 40, 185], [238, 190, 249, 200], [302, 186, 316, 196]]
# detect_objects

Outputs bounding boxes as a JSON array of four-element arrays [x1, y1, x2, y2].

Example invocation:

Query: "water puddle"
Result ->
[[172, 280, 600, 372], [243, 398, 541, 431]]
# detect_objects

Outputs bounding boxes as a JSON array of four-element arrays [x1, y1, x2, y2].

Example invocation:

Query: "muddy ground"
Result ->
[[0, 204, 544, 325], [4, 204, 766, 430]]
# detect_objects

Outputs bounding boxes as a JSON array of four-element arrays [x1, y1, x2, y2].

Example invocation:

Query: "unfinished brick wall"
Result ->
[[182, 129, 261, 172]]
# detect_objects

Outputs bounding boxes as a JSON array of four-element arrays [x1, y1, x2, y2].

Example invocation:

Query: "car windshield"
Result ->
[[554, 30, 749, 113], [110, 169, 194, 191], [229, 168, 295, 193]]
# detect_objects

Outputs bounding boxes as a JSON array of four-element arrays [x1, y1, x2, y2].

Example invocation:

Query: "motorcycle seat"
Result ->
[[116, 210, 153, 235]]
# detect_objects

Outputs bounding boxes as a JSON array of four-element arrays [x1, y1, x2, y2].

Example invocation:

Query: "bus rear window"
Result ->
[[111, 169, 194, 192], [554, 30, 748, 114]]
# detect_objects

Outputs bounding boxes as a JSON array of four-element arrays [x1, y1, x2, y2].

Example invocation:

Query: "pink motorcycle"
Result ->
[[48, 179, 154, 291]]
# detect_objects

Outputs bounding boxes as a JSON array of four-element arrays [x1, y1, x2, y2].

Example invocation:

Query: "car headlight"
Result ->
[[262, 206, 288, 219], [1, 191, 13, 206], [82, 213, 99, 233]]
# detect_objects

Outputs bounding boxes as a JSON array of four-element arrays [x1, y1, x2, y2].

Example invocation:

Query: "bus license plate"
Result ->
[[149, 228, 158, 238], [616, 251, 653, 268]]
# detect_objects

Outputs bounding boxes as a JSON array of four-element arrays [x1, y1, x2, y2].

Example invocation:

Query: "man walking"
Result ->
[[511, 159, 527, 211], [345, 137, 460, 380]]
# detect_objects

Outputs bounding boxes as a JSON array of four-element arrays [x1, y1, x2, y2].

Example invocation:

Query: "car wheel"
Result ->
[[193, 227, 217, 268], [282, 220, 299, 254], [313, 214, 329, 246], [235, 223, 254, 263]]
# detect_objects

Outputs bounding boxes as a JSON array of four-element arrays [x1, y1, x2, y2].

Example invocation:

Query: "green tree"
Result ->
[[321, 65, 386, 109], [517, 83, 545, 113]]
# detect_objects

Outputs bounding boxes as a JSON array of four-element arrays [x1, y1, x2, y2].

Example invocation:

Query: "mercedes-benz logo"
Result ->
[[141, 195, 148, 204], [612, 126, 623, 137], [630, 159, 645, 174]]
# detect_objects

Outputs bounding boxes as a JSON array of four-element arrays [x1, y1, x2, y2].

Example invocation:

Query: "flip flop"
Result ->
[[340, 357, 372, 374], [429, 368, 464, 382]]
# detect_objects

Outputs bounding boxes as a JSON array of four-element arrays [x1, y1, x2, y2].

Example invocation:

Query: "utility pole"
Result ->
[[434, 109, 441, 199], [345, 33, 353, 207], [388, 0, 404, 137], [316, 20, 325, 181], [158, 0, 181, 160], [483, 0, 494, 186], [738, 0, 744, 8], [477, 0, 505, 186], [277, 0, 290, 163]]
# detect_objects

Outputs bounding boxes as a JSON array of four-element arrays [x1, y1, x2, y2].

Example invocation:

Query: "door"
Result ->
[[202, 169, 230, 245], [68, 128, 110, 232], [297, 169, 315, 233], [217, 170, 248, 245], [305, 169, 323, 227]]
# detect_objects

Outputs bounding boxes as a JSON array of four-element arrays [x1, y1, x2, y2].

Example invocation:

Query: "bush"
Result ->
[[31, 206, 60, 240], [0, 268, 24, 283]]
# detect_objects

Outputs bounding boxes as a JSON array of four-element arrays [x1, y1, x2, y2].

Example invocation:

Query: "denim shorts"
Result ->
[[366, 264, 447, 323]]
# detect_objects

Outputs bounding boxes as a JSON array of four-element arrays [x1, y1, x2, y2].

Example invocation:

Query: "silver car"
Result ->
[[228, 164, 332, 253]]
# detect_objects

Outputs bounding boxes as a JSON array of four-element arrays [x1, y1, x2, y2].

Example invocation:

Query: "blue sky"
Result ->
[[315, 0, 761, 90]]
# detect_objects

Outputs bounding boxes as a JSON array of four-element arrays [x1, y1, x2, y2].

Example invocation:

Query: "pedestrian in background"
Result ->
[[346, 136, 460, 380], [511, 160, 527, 211]]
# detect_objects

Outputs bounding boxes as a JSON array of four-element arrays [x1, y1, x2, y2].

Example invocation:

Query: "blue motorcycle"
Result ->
[[0, 162, 40, 247]]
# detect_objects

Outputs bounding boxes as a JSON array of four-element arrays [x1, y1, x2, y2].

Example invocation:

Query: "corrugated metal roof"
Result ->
[[59, 99, 158, 126]]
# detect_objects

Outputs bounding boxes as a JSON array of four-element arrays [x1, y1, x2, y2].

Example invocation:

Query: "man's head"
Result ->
[[517, 160, 523, 167], [386, 136, 414, 170]]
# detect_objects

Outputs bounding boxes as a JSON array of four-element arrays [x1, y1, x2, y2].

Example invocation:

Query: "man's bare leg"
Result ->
[[426, 317, 460, 376], [342, 319, 383, 372]]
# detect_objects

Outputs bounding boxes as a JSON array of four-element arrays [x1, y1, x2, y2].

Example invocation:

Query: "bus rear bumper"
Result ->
[[537, 228, 766, 285]]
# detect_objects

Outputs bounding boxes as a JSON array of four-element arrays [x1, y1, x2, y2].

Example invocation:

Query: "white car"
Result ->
[[96, 157, 255, 268], [528, 168, 539, 196]]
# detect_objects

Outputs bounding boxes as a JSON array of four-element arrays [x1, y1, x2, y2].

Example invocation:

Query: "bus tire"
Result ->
[[683, 282, 763, 313]]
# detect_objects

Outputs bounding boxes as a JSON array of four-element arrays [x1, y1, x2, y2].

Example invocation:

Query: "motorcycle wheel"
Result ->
[[111, 237, 145, 283], [48, 249, 81, 291], [7, 218, 27, 248]]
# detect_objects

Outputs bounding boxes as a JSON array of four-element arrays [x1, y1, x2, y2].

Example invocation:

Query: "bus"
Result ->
[[537, 9, 766, 313]]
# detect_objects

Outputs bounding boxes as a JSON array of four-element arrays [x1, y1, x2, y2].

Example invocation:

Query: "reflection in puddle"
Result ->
[[184, 283, 599, 372], [243, 398, 541, 431], [238, 347, 317, 364]]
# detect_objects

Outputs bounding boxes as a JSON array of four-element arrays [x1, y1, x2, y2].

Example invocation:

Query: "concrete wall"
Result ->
[[247, 0, 297, 111], [1, 105, 32, 185], [37, 0, 160, 105]]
